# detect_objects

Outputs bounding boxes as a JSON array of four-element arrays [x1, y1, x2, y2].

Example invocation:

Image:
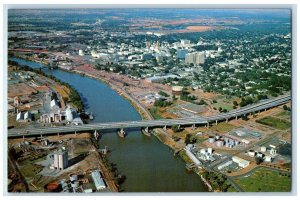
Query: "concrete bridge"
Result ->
[[7, 94, 291, 138]]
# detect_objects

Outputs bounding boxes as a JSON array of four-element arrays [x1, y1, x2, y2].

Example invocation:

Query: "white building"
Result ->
[[65, 106, 74, 122], [50, 99, 60, 110], [91, 170, 106, 190], [79, 49, 84, 56], [181, 39, 190, 46], [51, 149, 68, 170], [232, 156, 250, 168]]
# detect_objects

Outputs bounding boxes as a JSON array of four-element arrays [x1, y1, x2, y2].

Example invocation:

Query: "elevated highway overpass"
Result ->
[[7, 94, 291, 138]]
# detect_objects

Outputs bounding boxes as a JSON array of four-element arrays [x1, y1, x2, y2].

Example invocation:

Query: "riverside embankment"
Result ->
[[9, 57, 208, 192]]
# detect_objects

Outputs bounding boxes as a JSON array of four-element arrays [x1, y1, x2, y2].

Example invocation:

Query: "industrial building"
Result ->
[[217, 160, 233, 170], [16, 111, 32, 122], [91, 170, 106, 190], [184, 145, 202, 166], [50, 149, 69, 170], [232, 156, 250, 168]]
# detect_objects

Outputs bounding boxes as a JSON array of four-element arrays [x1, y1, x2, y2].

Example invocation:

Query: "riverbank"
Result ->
[[71, 67, 211, 190], [72, 69, 153, 120], [9, 56, 209, 192]]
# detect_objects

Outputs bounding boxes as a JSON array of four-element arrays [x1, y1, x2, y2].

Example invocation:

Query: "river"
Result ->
[[9, 57, 208, 192]]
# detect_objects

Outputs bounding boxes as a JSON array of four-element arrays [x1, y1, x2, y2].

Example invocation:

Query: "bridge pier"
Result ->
[[235, 115, 238, 120], [23, 135, 25, 141], [145, 127, 149, 133], [75, 131, 77, 136], [215, 120, 218, 125], [57, 132, 60, 137], [40, 134, 43, 139], [94, 130, 99, 140], [226, 118, 228, 123], [192, 124, 196, 130], [207, 123, 209, 129], [163, 125, 167, 131], [178, 124, 181, 130]]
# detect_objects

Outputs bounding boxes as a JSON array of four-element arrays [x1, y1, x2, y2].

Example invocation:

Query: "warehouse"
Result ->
[[232, 156, 250, 168]]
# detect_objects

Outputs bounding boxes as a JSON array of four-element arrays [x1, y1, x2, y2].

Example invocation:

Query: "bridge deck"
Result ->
[[7, 95, 290, 137]]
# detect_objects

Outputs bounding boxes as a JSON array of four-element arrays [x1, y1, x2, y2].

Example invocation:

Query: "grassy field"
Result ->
[[275, 110, 291, 121], [234, 168, 291, 192], [210, 122, 238, 133], [149, 107, 163, 119], [256, 116, 291, 130], [20, 164, 43, 178], [179, 150, 193, 165]]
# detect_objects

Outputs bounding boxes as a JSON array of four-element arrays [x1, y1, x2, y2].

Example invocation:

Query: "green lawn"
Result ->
[[20, 164, 43, 178], [256, 116, 291, 130], [234, 168, 291, 192], [149, 107, 162, 119]]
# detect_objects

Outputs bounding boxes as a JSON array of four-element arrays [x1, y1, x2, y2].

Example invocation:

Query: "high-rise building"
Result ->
[[185, 52, 205, 65], [177, 49, 188, 59], [79, 49, 84, 56]]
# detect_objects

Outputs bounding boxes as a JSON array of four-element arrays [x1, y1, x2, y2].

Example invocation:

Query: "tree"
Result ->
[[171, 125, 180, 133], [233, 100, 238, 106], [184, 134, 192, 145]]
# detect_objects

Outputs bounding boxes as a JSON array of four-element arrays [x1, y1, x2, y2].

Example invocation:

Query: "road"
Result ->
[[7, 94, 290, 138]]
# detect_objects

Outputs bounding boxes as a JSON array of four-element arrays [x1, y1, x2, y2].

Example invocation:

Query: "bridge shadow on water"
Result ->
[[95, 127, 142, 136]]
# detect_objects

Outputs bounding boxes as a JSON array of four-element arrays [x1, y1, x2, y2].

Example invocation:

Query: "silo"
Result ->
[[261, 146, 267, 152], [208, 136, 215, 143], [207, 148, 212, 154], [66, 107, 73, 122], [264, 156, 272, 162], [200, 149, 206, 154], [225, 142, 230, 147], [257, 152, 263, 158], [248, 150, 255, 157], [216, 140, 224, 147], [215, 135, 220, 140], [224, 137, 229, 143], [235, 140, 240, 146]]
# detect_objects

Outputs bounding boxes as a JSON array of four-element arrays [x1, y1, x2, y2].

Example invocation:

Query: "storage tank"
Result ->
[[200, 149, 206, 154], [44, 182, 62, 192], [224, 137, 229, 142], [215, 135, 220, 140], [216, 140, 224, 147], [208, 136, 215, 143], [248, 150, 255, 157], [235, 140, 240, 146], [71, 180, 79, 188], [207, 148, 212, 154], [69, 174, 78, 182], [225, 142, 230, 147], [257, 152, 263, 158], [261, 146, 267, 152], [264, 156, 272, 162]]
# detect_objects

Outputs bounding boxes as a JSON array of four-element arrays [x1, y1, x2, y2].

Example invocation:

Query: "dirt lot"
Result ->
[[8, 83, 37, 97]]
